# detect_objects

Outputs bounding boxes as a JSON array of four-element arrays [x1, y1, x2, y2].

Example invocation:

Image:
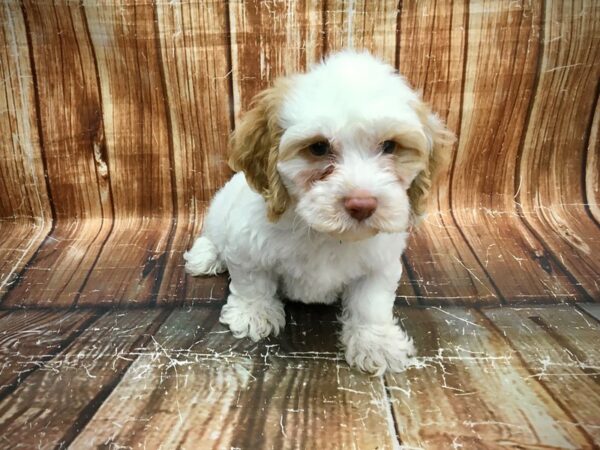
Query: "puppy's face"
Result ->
[[229, 52, 454, 240], [278, 119, 430, 241]]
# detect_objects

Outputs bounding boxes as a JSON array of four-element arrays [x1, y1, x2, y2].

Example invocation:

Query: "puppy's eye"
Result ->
[[381, 140, 397, 154], [309, 141, 331, 157]]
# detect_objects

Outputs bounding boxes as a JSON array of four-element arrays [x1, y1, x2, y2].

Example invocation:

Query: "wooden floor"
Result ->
[[0, 302, 598, 449]]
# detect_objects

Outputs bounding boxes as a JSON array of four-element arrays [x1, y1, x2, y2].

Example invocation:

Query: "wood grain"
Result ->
[[229, 0, 324, 114], [450, 0, 584, 302], [0, 2, 50, 221], [70, 307, 397, 450], [0, 3, 51, 296], [0, 303, 597, 447], [324, 0, 397, 61], [386, 306, 594, 448], [2, 219, 111, 307], [517, 0, 600, 300], [0, 0, 598, 307], [74, 1, 174, 306], [483, 305, 600, 441], [0, 309, 166, 449], [586, 96, 600, 223], [2, 1, 112, 307], [0, 310, 97, 397], [154, 0, 233, 305], [0, 222, 49, 297]]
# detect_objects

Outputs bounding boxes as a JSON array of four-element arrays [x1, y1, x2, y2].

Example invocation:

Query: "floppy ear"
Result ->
[[228, 80, 290, 221], [408, 101, 456, 220]]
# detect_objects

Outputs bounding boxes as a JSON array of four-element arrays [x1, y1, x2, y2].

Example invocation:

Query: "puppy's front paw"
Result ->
[[219, 295, 285, 342], [342, 322, 416, 375]]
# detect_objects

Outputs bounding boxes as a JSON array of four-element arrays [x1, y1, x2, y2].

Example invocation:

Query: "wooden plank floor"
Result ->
[[0, 303, 598, 449]]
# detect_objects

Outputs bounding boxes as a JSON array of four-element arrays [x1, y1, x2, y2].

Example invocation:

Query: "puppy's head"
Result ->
[[229, 51, 454, 240]]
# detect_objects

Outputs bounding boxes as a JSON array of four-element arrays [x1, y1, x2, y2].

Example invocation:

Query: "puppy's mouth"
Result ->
[[295, 199, 409, 240], [309, 216, 409, 241], [328, 227, 379, 242], [307, 219, 381, 241]]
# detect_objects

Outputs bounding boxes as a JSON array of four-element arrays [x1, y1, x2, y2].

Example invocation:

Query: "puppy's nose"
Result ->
[[344, 190, 378, 221]]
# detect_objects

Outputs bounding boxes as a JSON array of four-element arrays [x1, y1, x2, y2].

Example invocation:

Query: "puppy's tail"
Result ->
[[183, 236, 226, 276]]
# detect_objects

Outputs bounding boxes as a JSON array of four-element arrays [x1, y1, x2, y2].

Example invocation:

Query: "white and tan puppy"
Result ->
[[184, 51, 453, 375]]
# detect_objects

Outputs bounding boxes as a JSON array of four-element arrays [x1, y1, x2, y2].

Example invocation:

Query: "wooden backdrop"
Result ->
[[0, 0, 598, 307]]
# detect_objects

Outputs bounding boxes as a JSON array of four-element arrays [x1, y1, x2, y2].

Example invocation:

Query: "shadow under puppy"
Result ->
[[184, 50, 454, 375]]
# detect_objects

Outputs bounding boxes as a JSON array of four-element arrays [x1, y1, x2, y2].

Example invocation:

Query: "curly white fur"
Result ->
[[185, 51, 449, 374], [183, 236, 226, 276]]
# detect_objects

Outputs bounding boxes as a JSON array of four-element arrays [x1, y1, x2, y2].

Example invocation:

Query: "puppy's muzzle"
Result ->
[[344, 190, 378, 221]]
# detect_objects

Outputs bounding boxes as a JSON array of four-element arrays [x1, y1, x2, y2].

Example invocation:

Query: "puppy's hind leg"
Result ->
[[184, 236, 226, 276], [220, 265, 285, 342]]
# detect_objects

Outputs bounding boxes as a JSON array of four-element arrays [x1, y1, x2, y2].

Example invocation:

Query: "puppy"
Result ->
[[184, 51, 454, 375]]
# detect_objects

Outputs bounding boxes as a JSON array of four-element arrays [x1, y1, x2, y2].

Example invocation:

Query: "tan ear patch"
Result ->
[[228, 79, 291, 221], [408, 101, 456, 219]]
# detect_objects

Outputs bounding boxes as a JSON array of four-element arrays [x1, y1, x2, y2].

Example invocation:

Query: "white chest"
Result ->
[[270, 232, 406, 304]]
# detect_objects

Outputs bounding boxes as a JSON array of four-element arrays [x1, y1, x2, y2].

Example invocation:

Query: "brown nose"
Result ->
[[344, 190, 378, 221]]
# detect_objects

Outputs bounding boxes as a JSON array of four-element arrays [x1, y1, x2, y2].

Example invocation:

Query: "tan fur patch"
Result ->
[[408, 101, 456, 219], [387, 150, 421, 186], [228, 79, 291, 221]]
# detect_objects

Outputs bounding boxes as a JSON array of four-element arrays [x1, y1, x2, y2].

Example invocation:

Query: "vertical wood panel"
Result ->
[[518, 0, 600, 299], [324, 0, 397, 61], [76, 0, 175, 306], [19, 1, 109, 222], [2, 1, 112, 307], [397, 1, 500, 304], [229, 0, 324, 114], [451, 0, 582, 302], [84, 1, 173, 220], [0, 3, 52, 296], [154, 0, 233, 305], [0, 3, 49, 221]]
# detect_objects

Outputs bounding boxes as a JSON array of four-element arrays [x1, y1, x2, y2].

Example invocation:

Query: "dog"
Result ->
[[184, 50, 454, 375]]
